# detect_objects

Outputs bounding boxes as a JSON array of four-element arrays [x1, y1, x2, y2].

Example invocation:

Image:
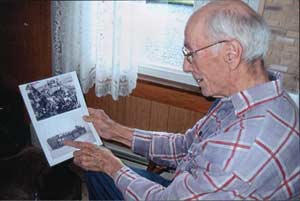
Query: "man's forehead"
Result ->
[[184, 12, 207, 48]]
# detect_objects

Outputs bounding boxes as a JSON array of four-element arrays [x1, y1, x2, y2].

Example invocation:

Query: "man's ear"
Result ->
[[223, 40, 242, 70]]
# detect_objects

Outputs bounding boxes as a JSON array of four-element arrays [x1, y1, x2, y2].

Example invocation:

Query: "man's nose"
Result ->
[[183, 59, 193, 72]]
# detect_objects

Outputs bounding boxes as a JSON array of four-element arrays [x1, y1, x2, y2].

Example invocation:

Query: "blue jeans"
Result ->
[[84, 167, 172, 200]]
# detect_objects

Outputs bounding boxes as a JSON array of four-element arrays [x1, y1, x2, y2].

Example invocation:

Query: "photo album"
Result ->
[[19, 71, 102, 166]]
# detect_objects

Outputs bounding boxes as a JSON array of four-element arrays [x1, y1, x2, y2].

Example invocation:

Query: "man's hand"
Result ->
[[83, 108, 118, 140], [83, 108, 133, 147], [64, 140, 124, 178]]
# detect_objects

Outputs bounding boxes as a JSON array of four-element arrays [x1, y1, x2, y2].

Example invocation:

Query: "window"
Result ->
[[134, 0, 264, 87], [134, 0, 196, 86]]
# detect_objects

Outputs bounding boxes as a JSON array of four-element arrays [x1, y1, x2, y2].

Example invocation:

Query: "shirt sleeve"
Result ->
[[132, 126, 197, 168], [113, 165, 258, 201]]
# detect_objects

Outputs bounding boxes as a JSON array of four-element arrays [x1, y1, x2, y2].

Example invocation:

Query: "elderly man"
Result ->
[[66, 0, 299, 200]]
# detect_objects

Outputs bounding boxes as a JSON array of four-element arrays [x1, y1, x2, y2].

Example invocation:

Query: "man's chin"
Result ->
[[200, 87, 224, 98], [200, 88, 210, 97]]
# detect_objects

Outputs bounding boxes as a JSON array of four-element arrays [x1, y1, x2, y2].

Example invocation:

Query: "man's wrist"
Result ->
[[108, 160, 125, 178], [112, 125, 134, 148]]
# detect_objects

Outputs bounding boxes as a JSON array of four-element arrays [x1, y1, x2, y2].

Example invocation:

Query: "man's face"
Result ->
[[183, 18, 231, 98]]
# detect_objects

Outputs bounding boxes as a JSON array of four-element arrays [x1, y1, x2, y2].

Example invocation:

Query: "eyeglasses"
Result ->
[[182, 40, 229, 64]]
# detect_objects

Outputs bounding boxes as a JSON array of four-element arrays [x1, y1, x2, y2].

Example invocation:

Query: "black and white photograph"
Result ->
[[47, 125, 87, 150], [19, 71, 102, 166], [46, 124, 97, 160], [25, 74, 81, 121]]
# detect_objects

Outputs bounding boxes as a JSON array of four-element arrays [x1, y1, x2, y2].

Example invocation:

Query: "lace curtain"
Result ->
[[51, 1, 138, 100]]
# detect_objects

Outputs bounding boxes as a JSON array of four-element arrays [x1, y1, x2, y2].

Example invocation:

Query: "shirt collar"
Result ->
[[228, 70, 283, 116]]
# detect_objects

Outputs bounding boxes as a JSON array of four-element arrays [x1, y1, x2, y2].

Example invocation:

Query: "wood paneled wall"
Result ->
[[0, 0, 52, 92], [85, 81, 213, 133]]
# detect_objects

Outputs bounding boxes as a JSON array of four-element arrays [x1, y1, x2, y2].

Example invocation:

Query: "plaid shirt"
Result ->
[[114, 71, 299, 200]]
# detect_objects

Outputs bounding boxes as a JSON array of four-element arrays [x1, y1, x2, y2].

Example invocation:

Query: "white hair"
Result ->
[[206, 7, 271, 63]]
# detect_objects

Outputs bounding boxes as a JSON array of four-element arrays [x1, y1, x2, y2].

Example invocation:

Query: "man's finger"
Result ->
[[64, 140, 96, 150], [87, 108, 97, 115], [73, 148, 95, 158], [83, 115, 94, 122]]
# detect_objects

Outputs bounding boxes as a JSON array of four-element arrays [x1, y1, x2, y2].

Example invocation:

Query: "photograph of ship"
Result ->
[[47, 126, 87, 150], [25, 75, 81, 121]]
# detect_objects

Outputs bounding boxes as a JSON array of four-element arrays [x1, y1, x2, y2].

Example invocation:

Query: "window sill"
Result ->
[[135, 63, 214, 113], [133, 77, 214, 114], [138, 73, 201, 95], [138, 63, 201, 94]]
